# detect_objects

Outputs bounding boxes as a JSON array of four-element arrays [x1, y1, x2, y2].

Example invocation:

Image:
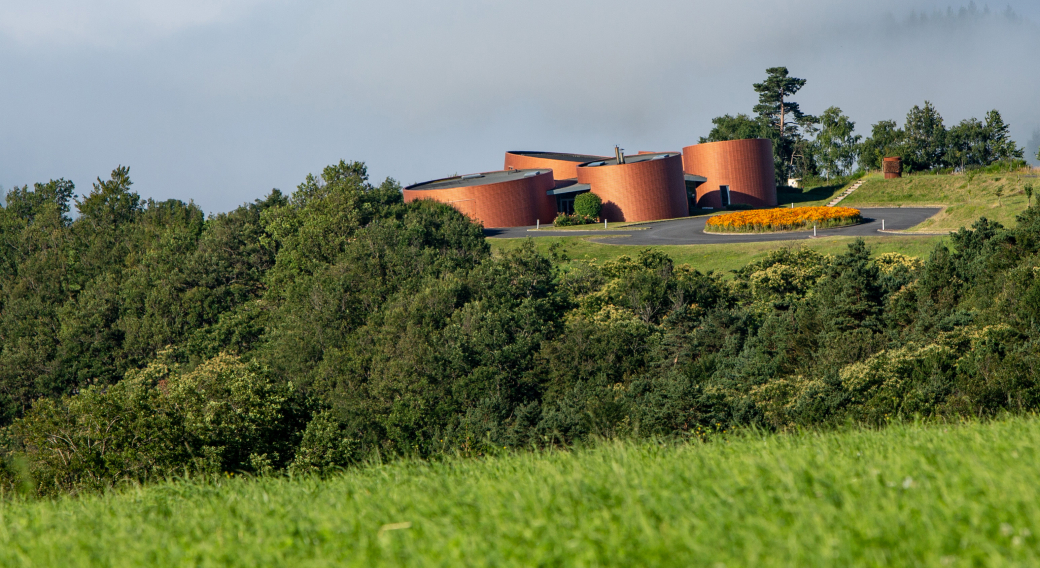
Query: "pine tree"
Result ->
[[753, 67, 810, 178]]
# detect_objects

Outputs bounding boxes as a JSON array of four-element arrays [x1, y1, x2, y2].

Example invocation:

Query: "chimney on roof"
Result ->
[[615, 146, 625, 165]]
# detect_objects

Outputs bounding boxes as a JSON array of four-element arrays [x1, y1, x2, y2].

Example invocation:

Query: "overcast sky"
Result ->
[[2, 0, 1039, 213]]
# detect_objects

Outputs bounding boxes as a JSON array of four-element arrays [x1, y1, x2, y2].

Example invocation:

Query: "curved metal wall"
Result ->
[[403, 170, 556, 228], [682, 139, 777, 208], [504, 152, 601, 181], [576, 154, 688, 222]]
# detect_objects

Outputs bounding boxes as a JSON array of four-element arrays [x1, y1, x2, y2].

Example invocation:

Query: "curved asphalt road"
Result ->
[[483, 208, 942, 245]]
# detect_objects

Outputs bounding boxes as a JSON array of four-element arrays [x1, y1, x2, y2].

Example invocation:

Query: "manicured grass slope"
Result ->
[[3, 418, 1040, 566], [843, 170, 1037, 231], [777, 179, 849, 207], [490, 234, 945, 275]]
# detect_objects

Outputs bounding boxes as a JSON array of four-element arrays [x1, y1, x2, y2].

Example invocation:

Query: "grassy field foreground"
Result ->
[[3, 418, 1040, 566]]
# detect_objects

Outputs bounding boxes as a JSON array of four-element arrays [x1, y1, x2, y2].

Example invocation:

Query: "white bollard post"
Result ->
[[813, 225, 817, 237], [536, 219, 540, 230], [604, 219, 608, 229], [882, 219, 885, 231]]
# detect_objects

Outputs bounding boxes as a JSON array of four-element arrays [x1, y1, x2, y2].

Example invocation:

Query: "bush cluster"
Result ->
[[553, 213, 597, 227], [3, 160, 1040, 496]]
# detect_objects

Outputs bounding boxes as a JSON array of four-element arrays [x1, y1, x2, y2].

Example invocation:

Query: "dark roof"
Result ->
[[580, 152, 680, 168], [405, 169, 550, 191], [507, 151, 605, 163], [546, 181, 591, 196]]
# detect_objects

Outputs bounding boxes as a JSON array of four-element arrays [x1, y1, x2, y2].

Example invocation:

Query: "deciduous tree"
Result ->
[[815, 106, 862, 178], [858, 120, 905, 171]]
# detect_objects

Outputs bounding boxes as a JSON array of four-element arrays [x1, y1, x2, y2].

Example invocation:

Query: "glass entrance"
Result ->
[[720, 185, 731, 207], [557, 194, 584, 215]]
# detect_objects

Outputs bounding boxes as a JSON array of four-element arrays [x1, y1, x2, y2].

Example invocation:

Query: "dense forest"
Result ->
[[1, 161, 1040, 496]]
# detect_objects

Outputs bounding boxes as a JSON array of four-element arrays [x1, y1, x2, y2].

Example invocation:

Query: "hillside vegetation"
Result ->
[[3, 161, 1040, 498], [3, 417, 1040, 566], [841, 170, 1037, 231]]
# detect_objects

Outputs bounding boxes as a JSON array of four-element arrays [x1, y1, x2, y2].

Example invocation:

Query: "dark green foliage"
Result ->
[[701, 67, 819, 180], [3, 354, 299, 495], [861, 106, 1024, 173], [902, 102, 948, 172], [859, 120, 905, 170], [699, 113, 768, 143], [815, 107, 861, 178], [709, 73, 1025, 177], [573, 192, 602, 219], [752, 67, 808, 164], [752, 67, 818, 180], [5, 159, 1040, 496]]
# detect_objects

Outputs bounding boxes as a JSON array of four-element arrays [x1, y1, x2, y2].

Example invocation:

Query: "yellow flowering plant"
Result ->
[[705, 206, 861, 233]]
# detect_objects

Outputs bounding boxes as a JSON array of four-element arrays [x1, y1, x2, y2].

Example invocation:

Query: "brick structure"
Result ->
[[403, 169, 556, 228], [576, 153, 688, 222], [504, 151, 605, 181], [682, 139, 777, 208], [883, 156, 902, 179]]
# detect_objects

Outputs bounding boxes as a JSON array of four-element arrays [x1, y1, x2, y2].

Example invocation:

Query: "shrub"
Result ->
[[1, 354, 299, 496], [288, 410, 362, 475], [573, 193, 602, 218], [553, 213, 596, 227]]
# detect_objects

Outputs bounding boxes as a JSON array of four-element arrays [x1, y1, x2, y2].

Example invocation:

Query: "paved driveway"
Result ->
[[483, 208, 942, 245]]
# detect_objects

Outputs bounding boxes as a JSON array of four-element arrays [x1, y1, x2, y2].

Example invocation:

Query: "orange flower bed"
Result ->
[[705, 206, 861, 233]]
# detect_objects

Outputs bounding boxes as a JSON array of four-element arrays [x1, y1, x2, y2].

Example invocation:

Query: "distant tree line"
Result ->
[[2, 162, 1040, 496], [702, 67, 1026, 181]]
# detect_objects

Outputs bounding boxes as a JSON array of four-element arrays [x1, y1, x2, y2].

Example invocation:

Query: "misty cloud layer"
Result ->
[[2, 0, 1038, 212]]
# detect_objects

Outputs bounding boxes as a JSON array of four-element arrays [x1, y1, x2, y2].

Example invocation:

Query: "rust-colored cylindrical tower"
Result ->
[[504, 151, 605, 181], [883, 157, 902, 179], [575, 153, 688, 222], [682, 139, 777, 208], [403, 169, 555, 228]]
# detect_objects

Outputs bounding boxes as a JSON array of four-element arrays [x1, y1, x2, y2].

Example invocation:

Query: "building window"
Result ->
[[720, 185, 731, 207]]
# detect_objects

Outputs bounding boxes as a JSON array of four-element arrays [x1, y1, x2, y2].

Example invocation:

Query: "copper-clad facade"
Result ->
[[576, 153, 688, 222], [682, 139, 777, 208], [883, 156, 902, 179], [408, 141, 780, 227], [504, 151, 604, 181], [403, 169, 556, 228]]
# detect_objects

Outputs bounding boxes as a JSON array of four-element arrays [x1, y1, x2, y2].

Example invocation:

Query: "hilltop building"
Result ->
[[403, 139, 777, 228]]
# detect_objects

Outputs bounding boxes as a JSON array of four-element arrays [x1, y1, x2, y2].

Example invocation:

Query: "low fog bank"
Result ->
[[0, 1, 1037, 212]]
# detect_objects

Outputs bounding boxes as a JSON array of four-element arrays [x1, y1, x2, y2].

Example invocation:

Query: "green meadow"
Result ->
[[3, 417, 1040, 567], [490, 234, 946, 275]]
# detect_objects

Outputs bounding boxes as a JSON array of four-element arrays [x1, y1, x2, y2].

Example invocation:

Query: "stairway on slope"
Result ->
[[827, 179, 865, 207]]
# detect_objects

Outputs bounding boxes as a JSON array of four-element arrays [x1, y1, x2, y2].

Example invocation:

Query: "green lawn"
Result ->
[[3, 417, 1040, 566], [777, 180, 849, 206], [500, 169, 1040, 273], [842, 170, 1036, 231], [490, 234, 946, 274]]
